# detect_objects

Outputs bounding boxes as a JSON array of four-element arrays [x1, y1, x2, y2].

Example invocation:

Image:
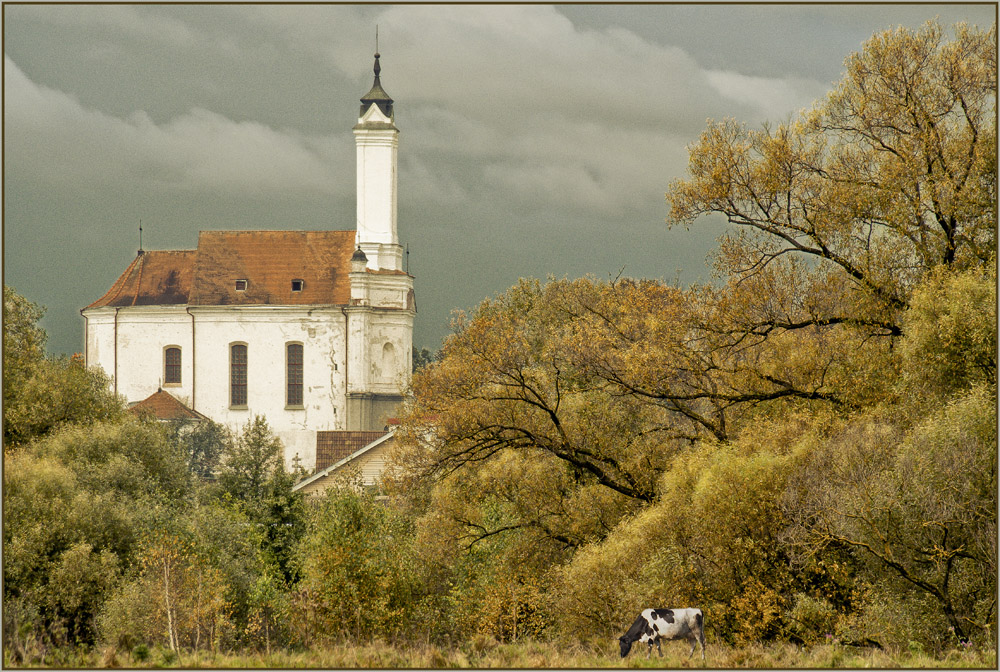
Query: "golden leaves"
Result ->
[[669, 21, 995, 338]]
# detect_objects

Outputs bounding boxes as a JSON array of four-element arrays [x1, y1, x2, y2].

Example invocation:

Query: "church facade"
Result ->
[[81, 53, 414, 470]]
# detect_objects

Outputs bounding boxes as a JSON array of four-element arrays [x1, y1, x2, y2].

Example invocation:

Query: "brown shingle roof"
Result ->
[[87, 250, 196, 308], [315, 431, 388, 471], [190, 230, 355, 306], [88, 230, 358, 309], [130, 389, 207, 421]]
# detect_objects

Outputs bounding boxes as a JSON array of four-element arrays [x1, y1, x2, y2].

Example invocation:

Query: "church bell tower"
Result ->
[[345, 47, 415, 431], [354, 50, 402, 271]]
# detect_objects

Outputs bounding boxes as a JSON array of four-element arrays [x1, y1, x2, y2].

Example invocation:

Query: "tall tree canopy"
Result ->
[[667, 21, 996, 339], [392, 21, 996, 645]]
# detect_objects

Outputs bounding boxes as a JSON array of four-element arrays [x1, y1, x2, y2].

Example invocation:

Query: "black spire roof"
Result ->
[[360, 52, 393, 118]]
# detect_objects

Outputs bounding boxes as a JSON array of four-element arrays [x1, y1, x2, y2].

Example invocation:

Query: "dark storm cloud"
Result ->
[[3, 4, 994, 355]]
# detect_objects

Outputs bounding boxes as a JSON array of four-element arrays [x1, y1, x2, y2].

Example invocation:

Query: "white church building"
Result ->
[[81, 52, 414, 471]]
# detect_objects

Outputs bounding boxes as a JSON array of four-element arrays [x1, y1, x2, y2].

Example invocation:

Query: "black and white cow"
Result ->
[[618, 608, 706, 660]]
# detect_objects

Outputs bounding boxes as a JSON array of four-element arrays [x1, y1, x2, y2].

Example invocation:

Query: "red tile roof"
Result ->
[[190, 231, 355, 306], [130, 389, 208, 421], [87, 250, 196, 308], [315, 431, 388, 470], [88, 230, 358, 309]]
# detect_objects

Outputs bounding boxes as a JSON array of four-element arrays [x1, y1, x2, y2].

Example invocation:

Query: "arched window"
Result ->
[[230, 343, 248, 407], [286, 342, 303, 407], [163, 346, 181, 385]]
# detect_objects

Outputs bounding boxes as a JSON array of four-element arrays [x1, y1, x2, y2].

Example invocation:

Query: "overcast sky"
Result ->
[[4, 3, 995, 356]]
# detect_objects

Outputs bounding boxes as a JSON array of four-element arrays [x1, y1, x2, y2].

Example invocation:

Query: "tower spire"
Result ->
[[360, 27, 392, 118]]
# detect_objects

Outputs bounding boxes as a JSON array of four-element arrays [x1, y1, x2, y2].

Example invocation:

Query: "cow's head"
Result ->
[[618, 636, 633, 658]]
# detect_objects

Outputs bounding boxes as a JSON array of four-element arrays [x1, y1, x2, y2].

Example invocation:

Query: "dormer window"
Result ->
[[291, 279, 304, 292], [235, 279, 248, 291]]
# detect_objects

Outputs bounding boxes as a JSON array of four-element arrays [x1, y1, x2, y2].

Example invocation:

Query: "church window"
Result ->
[[235, 279, 248, 291], [286, 342, 304, 407], [291, 279, 304, 292], [164, 346, 181, 385], [230, 343, 248, 407]]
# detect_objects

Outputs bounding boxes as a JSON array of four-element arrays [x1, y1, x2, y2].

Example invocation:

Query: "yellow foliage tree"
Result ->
[[668, 21, 995, 341]]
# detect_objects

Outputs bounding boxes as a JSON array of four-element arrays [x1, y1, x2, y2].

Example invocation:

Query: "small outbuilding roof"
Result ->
[[315, 430, 389, 471], [294, 431, 395, 494], [130, 389, 208, 422]]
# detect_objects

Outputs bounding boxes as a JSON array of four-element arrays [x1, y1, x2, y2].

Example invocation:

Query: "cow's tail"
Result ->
[[695, 610, 707, 659]]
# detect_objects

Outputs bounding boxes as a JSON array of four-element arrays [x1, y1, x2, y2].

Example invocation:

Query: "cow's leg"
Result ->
[[646, 641, 652, 659], [656, 639, 663, 657], [688, 636, 697, 658], [698, 630, 706, 660]]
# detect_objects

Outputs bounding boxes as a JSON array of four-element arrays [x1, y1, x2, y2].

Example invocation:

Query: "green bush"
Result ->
[[787, 593, 839, 644], [3, 418, 189, 656], [291, 487, 421, 644]]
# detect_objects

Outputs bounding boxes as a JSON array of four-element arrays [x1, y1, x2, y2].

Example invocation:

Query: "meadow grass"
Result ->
[[12, 639, 997, 669]]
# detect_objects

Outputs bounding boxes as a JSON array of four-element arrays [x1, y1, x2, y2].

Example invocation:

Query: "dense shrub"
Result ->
[[290, 487, 421, 644], [3, 418, 190, 655]]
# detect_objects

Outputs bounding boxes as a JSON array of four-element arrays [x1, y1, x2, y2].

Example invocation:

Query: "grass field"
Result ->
[[18, 639, 994, 669]]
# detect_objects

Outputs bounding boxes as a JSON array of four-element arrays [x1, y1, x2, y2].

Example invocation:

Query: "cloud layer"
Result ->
[[4, 4, 993, 355], [5, 57, 350, 197]]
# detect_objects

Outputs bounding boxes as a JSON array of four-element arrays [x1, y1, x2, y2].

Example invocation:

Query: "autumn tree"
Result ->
[[786, 387, 996, 646], [165, 419, 228, 480], [3, 286, 126, 448], [784, 265, 997, 646], [394, 273, 848, 537], [392, 20, 996, 652], [393, 279, 677, 532], [217, 416, 285, 499], [98, 509, 262, 655], [900, 263, 997, 400], [667, 21, 996, 342]]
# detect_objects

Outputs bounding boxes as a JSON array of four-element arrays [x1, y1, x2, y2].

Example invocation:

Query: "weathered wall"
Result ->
[[84, 305, 350, 469]]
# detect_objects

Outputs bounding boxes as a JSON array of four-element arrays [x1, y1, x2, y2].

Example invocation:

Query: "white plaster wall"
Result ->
[[276, 429, 317, 473], [346, 269, 414, 397], [345, 305, 371, 395], [355, 133, 397, 247], [358, 242, 404, 272], [83, 311, 117, 390], [355, 105, 398, 268], [85, 307, 196, 405], [84, 305, 352, 470], [188, 307, 347, 470], [366, 311, 414, 394]]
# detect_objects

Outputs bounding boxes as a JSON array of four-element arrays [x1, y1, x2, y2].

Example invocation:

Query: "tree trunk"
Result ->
[[163, 561, 178, 653]]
